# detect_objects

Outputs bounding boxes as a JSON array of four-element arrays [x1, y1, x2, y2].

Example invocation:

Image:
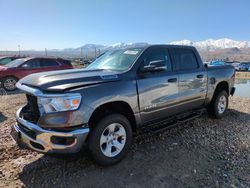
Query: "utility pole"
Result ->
[[45, 48, 47, 56], [94, 47, 97, 59], [18, 45, 21, 56], [80, 47, 83, 61]]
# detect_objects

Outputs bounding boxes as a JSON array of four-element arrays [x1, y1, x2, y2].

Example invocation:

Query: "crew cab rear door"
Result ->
[[173, 48, 207, 111], [39, 58, 61, 71], [136, 46, 179, 124]]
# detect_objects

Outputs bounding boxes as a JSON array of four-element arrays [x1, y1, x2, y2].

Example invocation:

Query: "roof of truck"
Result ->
[[145, 44, 196, 49], [122, 44, 196, 51]]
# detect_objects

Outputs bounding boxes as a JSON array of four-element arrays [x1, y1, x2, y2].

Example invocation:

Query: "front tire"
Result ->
[[2, 76, 18, 91], [208, 90, 228, 119], [88, 114, 133, 166]]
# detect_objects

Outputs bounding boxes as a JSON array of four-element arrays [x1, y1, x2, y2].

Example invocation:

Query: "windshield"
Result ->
[[86, 48, 143, 71], [5, 59, 24, 67]]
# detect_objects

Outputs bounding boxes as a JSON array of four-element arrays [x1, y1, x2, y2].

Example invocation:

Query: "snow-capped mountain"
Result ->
[[76, 42, 148, 51], [169, 38, 250, 50], [76, 39, 250, 52]]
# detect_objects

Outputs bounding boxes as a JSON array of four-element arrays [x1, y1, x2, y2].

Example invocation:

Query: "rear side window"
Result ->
[[40, 59, 59, 67], [142, 48, 172, 72], [173, 49, 199, 71]]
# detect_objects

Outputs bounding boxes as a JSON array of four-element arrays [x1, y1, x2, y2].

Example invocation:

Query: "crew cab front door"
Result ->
[[18, 59, 41, 78], [136, 47, 179, 124]]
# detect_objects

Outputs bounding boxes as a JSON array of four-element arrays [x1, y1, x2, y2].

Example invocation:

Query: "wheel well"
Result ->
[[210, 82, 229, 103], [88, 101, 137, 132], [1, 75, 19, 81], [215, 81, 229, 95]]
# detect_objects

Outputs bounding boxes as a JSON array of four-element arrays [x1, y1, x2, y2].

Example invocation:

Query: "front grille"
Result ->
[[22, 94, 40, 123]]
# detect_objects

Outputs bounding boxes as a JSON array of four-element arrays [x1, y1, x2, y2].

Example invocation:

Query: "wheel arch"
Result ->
[[1, 75, 19, 81], [88, 101, 137, 132], [210, 81, 229, 103], [214, 81, 229, 95]]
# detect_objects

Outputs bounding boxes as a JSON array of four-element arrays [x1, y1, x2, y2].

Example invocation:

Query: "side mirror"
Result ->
[[20, 64, 30, 69], [141, 60, 166, 72]]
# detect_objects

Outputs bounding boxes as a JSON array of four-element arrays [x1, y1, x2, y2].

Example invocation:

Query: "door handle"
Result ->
[[197, 74, 204, 78], [168, 78, 177, 83]]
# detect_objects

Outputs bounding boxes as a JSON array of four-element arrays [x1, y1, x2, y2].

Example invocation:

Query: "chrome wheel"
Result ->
[[217, 95, 227, 114], [3, 78, 17, 91], [100, 123, 126, 157]]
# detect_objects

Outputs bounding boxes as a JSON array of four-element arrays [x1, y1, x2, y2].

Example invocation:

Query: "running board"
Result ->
[[143, 109, 205, 134]]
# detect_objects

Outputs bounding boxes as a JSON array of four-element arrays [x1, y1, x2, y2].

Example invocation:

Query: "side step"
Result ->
[[143, 108, 206, 134]]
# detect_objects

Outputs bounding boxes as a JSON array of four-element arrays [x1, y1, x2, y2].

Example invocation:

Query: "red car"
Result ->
[[0, 57, 73, 91]]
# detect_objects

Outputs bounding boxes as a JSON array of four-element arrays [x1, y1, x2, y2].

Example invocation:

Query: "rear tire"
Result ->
[[88, 114, 133, 166], [2, 76, 18, 91], [208, 90, 228, 119]]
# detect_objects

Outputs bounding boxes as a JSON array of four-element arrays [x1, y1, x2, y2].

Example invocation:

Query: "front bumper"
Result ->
[[11, 107, 89, 154]]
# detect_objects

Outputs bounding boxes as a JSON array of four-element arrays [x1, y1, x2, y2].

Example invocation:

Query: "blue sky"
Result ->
[[0, 0, 250, 50]]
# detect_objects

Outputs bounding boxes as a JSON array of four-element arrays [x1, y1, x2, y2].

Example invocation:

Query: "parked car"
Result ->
[[0, 57, 73, 91], [231, 62, 240, 71], [238, 62, 249, 71], [0, 56, 21, 65], [11, 45, 235, 165], [209, 60, 225, 66], [83, 59, 92, 66]]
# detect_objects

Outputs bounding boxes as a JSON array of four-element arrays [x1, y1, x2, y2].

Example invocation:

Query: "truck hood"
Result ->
[[18, 69, 121, 92]]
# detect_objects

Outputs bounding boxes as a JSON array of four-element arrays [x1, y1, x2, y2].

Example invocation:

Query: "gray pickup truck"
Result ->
[[11, 45, 235, 165]]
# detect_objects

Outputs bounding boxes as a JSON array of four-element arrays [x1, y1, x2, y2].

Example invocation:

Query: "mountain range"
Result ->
[[2, 39, 250, 61], [70, 38, 250, 52], [169, 38, 250, 50], [70, 38, 250, 55]]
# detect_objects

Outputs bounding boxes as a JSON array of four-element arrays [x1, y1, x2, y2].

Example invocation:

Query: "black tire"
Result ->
[[88, 113, 132, 166], [2, 76, 18, 91], [208, 90, 228, 119]]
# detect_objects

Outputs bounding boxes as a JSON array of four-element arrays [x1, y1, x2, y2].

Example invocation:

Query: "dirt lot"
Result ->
[[0, 93, 250, 188]]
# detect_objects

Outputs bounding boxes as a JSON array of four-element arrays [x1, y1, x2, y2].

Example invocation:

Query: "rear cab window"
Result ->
[[173, 48, 199, 71]]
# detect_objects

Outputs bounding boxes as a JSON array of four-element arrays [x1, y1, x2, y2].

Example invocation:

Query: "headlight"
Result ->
[[37, 93, 81, 114]]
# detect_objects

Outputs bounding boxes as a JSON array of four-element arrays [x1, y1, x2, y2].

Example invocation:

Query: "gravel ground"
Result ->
[[0, 93, 250, 188]]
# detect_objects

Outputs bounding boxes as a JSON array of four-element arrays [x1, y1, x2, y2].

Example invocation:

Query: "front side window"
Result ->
[[174, 49, 199, 71], [86, 48, 143, 71], [141, 48, 172, 72], [22, 59, 40, 68]]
